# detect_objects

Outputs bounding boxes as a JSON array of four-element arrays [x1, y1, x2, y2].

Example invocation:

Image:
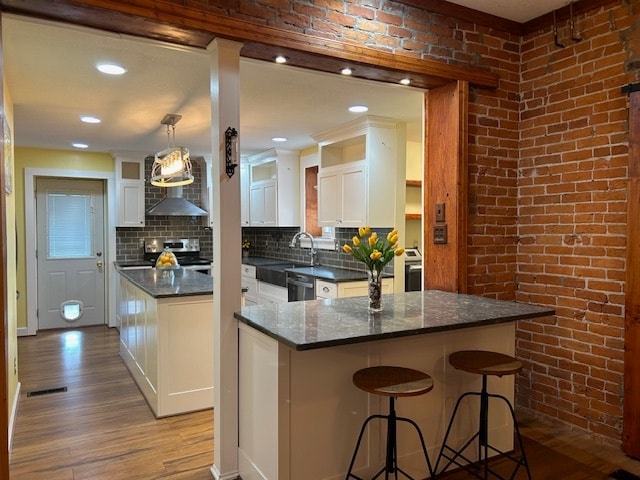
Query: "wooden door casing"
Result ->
[[623, 85, 640, 459]]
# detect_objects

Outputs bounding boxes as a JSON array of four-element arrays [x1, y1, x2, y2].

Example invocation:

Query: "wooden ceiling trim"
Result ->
[[0, 0, 499, 89]]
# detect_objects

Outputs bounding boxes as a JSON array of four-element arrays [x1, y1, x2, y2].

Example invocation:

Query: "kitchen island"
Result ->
[[117, 268, 214, 417], [234, 290, 554, 480]]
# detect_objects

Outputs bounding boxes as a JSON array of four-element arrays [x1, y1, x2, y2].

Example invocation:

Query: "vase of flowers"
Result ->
[[242, 239, 250, 258], [342, 226, 404, 312]]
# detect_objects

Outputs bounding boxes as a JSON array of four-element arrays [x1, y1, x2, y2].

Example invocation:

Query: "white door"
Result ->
[[36, 177, 106, 329]]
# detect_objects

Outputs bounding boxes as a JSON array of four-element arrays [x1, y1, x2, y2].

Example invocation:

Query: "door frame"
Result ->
[[23, 168, 116, 336]]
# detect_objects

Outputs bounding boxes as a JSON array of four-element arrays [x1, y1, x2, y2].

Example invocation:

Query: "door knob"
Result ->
[[97, 261, 103, 268]]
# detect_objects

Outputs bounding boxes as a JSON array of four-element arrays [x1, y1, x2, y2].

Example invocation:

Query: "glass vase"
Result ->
[[368, 272, 383, 313]]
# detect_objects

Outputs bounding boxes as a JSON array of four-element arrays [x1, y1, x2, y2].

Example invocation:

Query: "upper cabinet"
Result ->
[[240, 162, 251, 226], [247, 149, 300, 227], [113, 152, 145, 227], [313, 116, 403, 228]]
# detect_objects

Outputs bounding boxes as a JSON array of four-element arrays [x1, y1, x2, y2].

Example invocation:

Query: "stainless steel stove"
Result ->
[[144, 238, 212, 274]]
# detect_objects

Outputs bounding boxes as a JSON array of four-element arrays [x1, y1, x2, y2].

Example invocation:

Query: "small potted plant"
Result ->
[[242, 239, 251, 258], [342, 226, 404, 312]]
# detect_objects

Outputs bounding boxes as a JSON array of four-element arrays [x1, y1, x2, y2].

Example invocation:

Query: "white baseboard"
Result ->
[[9, 381, 21, 451], [17, 327, 32, 337], [210, 464, 239, 480]]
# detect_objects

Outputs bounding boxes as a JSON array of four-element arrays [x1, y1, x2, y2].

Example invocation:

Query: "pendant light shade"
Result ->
[[151, 114, 194, 187]]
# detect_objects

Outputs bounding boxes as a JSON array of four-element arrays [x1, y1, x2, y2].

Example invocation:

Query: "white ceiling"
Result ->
[[447, 0, 571, 23], [2, 2, 572, 159]]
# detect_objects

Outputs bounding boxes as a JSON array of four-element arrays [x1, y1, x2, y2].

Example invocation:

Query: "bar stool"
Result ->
[[345, 365, 435, 480], [435, 350, 532, 480]]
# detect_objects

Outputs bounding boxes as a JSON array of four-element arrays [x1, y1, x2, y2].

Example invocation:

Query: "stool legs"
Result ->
[[345, 396, 435, 480], [435, 375, 531, 480]]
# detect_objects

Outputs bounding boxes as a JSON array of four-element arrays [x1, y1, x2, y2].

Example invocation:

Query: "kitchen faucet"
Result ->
[[289, 231, 318, 266]]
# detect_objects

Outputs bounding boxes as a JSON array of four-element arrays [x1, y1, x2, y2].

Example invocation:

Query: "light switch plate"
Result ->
[[436, 202, 446, 222], [434, 225, 448, 244]]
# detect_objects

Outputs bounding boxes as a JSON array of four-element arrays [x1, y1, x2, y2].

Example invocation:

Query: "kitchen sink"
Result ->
[[256, 263, 309, 287]]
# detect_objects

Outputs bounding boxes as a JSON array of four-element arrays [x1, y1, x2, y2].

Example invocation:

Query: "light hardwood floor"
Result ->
[[9, 325, 640, 479], [10, 325, 213, 479]]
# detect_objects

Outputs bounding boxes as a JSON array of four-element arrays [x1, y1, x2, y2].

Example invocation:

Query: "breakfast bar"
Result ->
[[234, 290, 554, 480]]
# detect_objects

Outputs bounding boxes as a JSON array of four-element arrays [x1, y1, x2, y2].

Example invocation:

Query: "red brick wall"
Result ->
[[516, 2, 638, 442], [181, 0, 638, 444]]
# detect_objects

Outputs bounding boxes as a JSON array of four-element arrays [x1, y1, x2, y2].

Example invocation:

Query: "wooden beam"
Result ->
[[623, 86, 640, 459], [0, 0, 499, 89], [423, 81, 468, 293]]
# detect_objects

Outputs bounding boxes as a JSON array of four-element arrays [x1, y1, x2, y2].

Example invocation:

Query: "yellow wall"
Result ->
[[14, 147, 114, 330]]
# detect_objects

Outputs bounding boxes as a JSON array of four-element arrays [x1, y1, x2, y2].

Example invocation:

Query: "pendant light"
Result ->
[[150, 113, 194, 187]]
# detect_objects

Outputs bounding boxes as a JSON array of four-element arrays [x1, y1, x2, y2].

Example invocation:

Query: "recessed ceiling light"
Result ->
[[348, 105, 369, 113], [341, 68, 353, 75], [400, 78, 411, 85], [96, 63, 127, 75], [272, 137, 288, 142], [80, 115, 101, 124], [274, 55, 288, 64], [72, 143, 89, 149]]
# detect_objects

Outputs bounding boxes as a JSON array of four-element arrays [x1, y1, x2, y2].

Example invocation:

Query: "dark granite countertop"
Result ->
[[115, 260, 154, 268], [242, 256, 392, 283], [234, 290, 555, 351], [118, 268, 213, 298]]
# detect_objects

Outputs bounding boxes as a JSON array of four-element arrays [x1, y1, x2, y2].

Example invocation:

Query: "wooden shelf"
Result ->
[[405, 213, 421, 220], [406, 179, 422, 187]]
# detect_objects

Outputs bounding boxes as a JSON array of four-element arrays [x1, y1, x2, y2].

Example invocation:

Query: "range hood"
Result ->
[[146, 186, 207, 216]]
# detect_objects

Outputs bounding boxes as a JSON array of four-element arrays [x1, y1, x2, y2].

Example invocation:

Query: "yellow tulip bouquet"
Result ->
[[342, 226, 404, 311]]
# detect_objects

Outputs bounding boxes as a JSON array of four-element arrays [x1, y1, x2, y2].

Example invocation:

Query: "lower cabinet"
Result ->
[[241, 265, 259, 306], [316, 278, 394, 299], [118, 275, 214, 417], [258, 281, 288, 304]]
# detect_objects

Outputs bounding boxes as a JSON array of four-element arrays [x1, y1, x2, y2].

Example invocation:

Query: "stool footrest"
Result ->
[[434, 378, 532, 480]]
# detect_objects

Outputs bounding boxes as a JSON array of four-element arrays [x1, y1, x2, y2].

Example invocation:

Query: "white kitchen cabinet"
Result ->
[[241, 264, 258, 306], [315, 278, 394, 299], [248, 148, 300, 227], [313, 116, 403, 228], [258, 281, 288, 304], [317, 161, 367, 227], [117, 274, 213, 417], [249, 180, 277, 226], [113, 152, 145, 227], [240, 162, 250, 226]]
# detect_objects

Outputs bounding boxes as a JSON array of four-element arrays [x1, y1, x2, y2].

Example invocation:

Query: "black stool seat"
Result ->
[[346, 366, 435, 480], [435, 350, 531, 480]]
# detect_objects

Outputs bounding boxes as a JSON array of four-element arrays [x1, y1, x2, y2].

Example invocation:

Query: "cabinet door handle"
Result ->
[[323, 286, 330, 292]]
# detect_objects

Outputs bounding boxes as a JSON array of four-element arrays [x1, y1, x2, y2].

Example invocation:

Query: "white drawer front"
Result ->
[[316, 280, 337, 299]]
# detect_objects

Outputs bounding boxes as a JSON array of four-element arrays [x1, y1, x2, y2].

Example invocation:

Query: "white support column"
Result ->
[[207, 38, 242, 480]]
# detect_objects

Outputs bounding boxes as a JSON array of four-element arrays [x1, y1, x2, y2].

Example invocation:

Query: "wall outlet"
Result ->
[[434, 225, 448, 244]]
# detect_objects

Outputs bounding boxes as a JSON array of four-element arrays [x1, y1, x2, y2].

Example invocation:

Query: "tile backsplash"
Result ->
[[242, 226, 394, 275], [115, 156, 213, 262]]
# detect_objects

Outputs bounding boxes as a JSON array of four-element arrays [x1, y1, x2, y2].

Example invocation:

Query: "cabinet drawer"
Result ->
[[242, 277, 258, 302], [316, 280, 337, 299], [241, 264, 256, 278]]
